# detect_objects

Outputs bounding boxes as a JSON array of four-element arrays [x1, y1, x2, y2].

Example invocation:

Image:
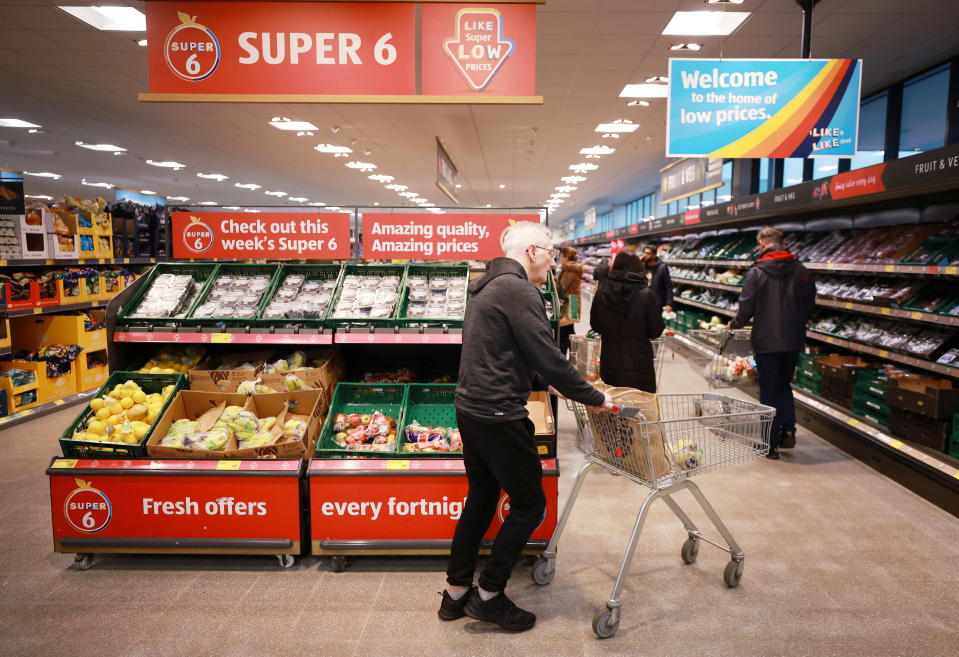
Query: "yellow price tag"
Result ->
[[19, 409, 33, 416], [54, 399, 65, 406], [880, 307, 890, 315], [46, 259, 54, 265], [879, 350, 889, 358], [386, 460, 410, 470], [889, 439, 904, 449], [910, 311, 922, 320], [33, 307, 42, 314], [843, 302, 853, 310], [122, 257, 130, 264], [52, 459, 78, 469], [947, 266, 958, 275], [884, 265, 895, 272], [211, 333, 233, 343], [827, 263, 836, 270], [537, 445, 548, 455], [953, 471, 959, 480], [0, 259, 6, 266], [216, 460, 242, 470], [846, 418, 859, 427]]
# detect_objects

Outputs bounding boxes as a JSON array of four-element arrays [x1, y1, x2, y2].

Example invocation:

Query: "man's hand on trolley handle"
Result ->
[[548, 386, 613, 412]]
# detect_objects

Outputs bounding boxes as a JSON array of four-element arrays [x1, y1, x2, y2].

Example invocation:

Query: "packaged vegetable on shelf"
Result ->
[[401, 420, 462, 453]]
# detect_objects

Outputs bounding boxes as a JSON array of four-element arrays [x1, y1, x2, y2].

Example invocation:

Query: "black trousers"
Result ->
[[754, 351, 799, 449], [446, 410, 546, 593]]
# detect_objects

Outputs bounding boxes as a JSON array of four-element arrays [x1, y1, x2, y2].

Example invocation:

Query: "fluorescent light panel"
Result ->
[[580, 146, 615, 155], [595, 123, 639, 133], [197, 173, 228, 181], [58, 6, 146, 31], [315, 144, 352, 154], [662, 11, 750, 36], [620, 84, 668, 98], [76, 141, 126, 152], [24, 171, 61, 179], [270, 118, 318, 131], [0, 118, 41, 128], [146, 160, 185, 169]]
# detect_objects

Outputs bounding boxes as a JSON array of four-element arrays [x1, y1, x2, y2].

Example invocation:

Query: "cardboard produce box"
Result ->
[[889, 407, 951, 452], [225, 389, 325, 459], [886, 378, 959, 419], [813, 354, 871, 382], [526, 390, 554, 435], [147, 391, 247, 458], [258, 349, 344, 394], [188, 350, 275, 392]]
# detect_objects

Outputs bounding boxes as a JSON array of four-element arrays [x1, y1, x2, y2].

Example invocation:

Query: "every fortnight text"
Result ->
[[319, 496, 467, 520]]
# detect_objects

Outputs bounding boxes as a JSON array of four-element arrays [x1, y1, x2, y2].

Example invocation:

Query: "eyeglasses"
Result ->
[[532, 245, 558, 259]]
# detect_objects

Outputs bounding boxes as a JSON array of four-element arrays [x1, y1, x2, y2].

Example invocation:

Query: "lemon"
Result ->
[[95, 407, 111, 421], [87, 421, 106, 436], [119, 397, 134, 409], [90, 398, 105, 412], [132, 424, 149, 439], [132, 390, 146, 403], [106, 414, 121, 426]]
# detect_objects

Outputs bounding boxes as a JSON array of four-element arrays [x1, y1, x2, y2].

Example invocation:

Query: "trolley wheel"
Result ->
[[592, 608, 620, 639], [681, 537, 700, 565], [530, 558, 555, 586], [330, 556, 347, 573], [724, 560, 743, 588], [276, 554, 295, 569], [74, 554, 94, 571]]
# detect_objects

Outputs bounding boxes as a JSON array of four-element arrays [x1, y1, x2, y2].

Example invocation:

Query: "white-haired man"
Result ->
[[438, 221, 609, 632]]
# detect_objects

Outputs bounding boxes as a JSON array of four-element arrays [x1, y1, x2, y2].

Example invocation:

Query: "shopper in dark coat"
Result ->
[[590, 250, 665, 393], [642, 244, 673, 311], [731, 226, 817, 459]]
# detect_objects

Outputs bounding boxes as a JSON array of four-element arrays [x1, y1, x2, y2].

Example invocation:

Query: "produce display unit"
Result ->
[[45, 259, 561, 570]]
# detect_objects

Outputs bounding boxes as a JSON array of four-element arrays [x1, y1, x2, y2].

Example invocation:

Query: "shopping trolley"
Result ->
[[531, 393, 773, 638], [688, 328, 757, 388]]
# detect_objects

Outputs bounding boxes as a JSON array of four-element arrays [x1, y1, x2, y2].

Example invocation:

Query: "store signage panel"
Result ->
[[660, 158, 723, 205], [667, 58, 862, 158], [116, 189, 166, 207], [436, 139, 459, 204], [361, 213, 539, 260], [0, 169, 25, 215], [49, 473, 300, 541], [172, 212, 351, 259], [583, 207, 596, 230], [421, 3, 536, 97], [145, 1, 416, 95]]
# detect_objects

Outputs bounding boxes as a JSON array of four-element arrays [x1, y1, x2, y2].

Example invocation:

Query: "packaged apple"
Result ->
[[401, 420, 462, 454], [330, 410, 397, 452]]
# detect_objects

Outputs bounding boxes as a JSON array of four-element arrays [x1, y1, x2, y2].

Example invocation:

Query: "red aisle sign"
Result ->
[[172, 212, 351, 259], [422, 3, 536, 97], [50, 469, 300, 543], [145, 1, 415, 95], [361, 213, 539, 260]]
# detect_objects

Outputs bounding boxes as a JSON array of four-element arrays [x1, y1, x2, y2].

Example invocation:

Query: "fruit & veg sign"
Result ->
[[667, 58, 862, 158], [172, 212, 351, 259], [141, 1, 539, 102], [361, 213, 539, 260]]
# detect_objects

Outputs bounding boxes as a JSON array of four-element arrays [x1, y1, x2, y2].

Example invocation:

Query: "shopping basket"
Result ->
[[531, 392, 773, 638], [689, 328, 757, 388]]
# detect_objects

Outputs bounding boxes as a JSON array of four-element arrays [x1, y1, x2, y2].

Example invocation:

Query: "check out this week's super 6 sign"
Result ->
[[666, 58, 862, 159]]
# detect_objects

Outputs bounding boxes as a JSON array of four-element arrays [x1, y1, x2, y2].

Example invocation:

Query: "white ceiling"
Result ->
[[1, 0, 958, 226]]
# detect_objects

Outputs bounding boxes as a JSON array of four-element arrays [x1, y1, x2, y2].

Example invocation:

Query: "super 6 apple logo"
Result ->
[[443, 8, 514, 91], [183, 215, 215, 254], [64, 479, 113, 534], [164, 12, 221, 82]]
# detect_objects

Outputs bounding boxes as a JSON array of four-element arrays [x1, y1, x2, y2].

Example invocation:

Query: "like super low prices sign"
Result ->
[[361, 213, 539, 260], [667, 58, 862, 159], [172, 212, 351, 259]]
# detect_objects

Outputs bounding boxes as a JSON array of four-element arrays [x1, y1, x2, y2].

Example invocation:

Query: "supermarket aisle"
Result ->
[[2, 352, 958, 656]]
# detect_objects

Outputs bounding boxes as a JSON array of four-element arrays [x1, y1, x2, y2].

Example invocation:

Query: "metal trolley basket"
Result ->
[[688, 328, 757, 388], [531, 393, 773, 638]]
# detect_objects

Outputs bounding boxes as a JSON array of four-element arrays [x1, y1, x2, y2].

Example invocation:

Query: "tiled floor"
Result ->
[[1, 347, 957, 656]]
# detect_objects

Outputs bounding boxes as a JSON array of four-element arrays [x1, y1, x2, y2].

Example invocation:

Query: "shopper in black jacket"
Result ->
[[590, 250, 665, 392], [442, 221, 608, 632], [643, 245, 673, 311], [731, 227, 816, 459]]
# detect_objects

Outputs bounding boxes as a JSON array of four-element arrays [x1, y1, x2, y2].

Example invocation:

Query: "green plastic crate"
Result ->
[[853, 395, 890, 417], [59, 371, 187, 458], [252, 264, 343, 328], [327, 264, 408, 328], [182, 264, 283, 327], [117, 263, 219, 323], [858, 409, 890, 427], [398, 383, 461, 457], [314, 382, 408, 458], [396, 264, 469, 328]]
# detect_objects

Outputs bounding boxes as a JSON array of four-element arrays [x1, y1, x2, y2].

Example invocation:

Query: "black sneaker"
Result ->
[[766, 447, 781, 460], [464, 591, 536, 631], [438, 587, 475, 621], [780, 429, 796, 449]]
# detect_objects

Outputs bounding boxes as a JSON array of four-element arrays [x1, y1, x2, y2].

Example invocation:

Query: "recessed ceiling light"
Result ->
[[197, 172, 229, 181], [315, 143, 353, 154], [670, 43, 703, 51], [498, 184, 507, 189], [58, 6, 146, 31], [486, 204, 492, 208], [399, 191, 418, 198], [645, 76, 669, 83], [385, 184, 408, 191], [137, 39, 148, 47], [662, 11, 750, 36], [0, 118, 41, 128], [455, 183, 462, 189], [27, 128, 47, 134], [269, 118, 318, 131], [556, 186, 577, 192], [595, 122, 638, 133], [146, 159, 185, 170], [580, 145, 616, 155], [23, 171, 61, 179], [373, 202, 379, 206], [288, 196, 309, 202], [76, 141, 126, 152], [166, 196, 190, 202], [569, 163, 599, 171], [552, 193, 570, 198], [264, 191, 287, 197], [369, 174, 394, 182], [308, 202, 327, 206], [25, 194, 53, 200], [345, 161, 376, 170], [620, 84, 669, 99], [562, 176, 587, 183], [197, 201, 219, 206], [81, 178, 114, 189], [139, 190, 157, 195], [627, 100, 652, 107], [235, 183, 261, 190]]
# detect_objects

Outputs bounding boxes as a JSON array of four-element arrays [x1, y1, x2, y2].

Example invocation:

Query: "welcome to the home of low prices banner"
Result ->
[[667, 58, 862, 158]]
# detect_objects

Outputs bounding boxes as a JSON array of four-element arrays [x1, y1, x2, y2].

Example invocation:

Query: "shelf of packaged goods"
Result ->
[[0, 388, 96, 430], [673, 297, 737, 317], [1, 299, 108, 318], [664, 258, 752, 268], [792, 387, 959, 480], [333, 328, 463, 344], [806, 263, 959, 276], [817, 298, 959, 327], [672, 277, 743, 293], [113, 329, 335, 345], [805, 330, 959, 379], [0, 257, 156, 267]]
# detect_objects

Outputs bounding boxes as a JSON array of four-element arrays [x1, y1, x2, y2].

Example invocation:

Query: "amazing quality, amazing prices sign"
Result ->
[[667, 58, 862, 158], [172, 212, 352, 259], [361, 213, 539, 260]]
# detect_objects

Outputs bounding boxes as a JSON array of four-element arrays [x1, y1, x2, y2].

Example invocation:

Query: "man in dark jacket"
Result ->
[[439, 221, 608, 632], [642, 245, 673, 312], [731, 227, 816, 460]]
